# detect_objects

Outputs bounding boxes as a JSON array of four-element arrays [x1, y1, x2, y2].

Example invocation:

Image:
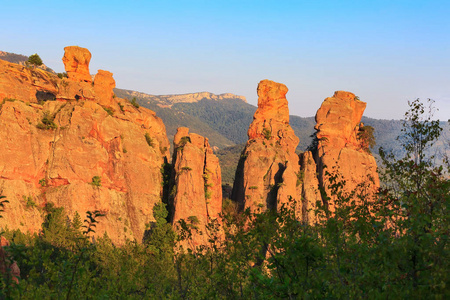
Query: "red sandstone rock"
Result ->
[[171, 127, 223, 248], [314, 91, 379, 211], [299, 151, 321, 224], [232, 80, 302, 215], [94, 70, 116, 107], [0, 59, 58, 103], [62, 46, 92, 83], [0, 48, 171, 244]]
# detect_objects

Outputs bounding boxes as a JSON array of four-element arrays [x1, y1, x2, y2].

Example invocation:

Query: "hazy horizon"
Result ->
[[1, 0, 449, 120]]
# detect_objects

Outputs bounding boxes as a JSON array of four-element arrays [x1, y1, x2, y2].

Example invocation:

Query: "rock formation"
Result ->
[[0, 47, 170, 244], [62, 46, 92, 83], [314, 91, 380, 211], [94, 70, 116, 107], [232, 79, 318, 219], [0, 59, 58, 102], [170, 127, 223, 248]]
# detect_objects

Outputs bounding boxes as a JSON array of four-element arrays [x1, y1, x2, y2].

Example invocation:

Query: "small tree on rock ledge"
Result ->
[[27, 53, 43, 66]]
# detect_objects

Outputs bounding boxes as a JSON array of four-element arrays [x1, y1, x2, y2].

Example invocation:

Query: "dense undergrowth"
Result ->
[[1, 99, 448, 299]]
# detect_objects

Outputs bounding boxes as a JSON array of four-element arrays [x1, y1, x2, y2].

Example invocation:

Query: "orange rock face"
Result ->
[[170, 127, 222, 248], [0, 48, 170, 244], [0, 59, 58, 103], [94, 70, 116, 107], [314, 91, 379, 210], [298, 151, 321, 224], [232, 80, 303, 215], [62, 46, 92, 83]]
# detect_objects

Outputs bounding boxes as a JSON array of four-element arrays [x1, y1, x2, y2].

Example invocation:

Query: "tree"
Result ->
[[27, 54, 43, 66]]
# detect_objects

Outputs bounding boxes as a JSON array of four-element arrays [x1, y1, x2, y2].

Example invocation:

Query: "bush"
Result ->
[[145, 132, 154, 147], [36, 111, 57, 130], [262, 127, 271, 140], [130, 97, 139, 108], [90, 176, 101, 187], [357, 124, 376, 152], [27, 53, 43, 66], [103, 107, 114, 116]]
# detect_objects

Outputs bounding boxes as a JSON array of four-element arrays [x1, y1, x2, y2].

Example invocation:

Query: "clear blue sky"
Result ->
[[1, 0, 449, 120]]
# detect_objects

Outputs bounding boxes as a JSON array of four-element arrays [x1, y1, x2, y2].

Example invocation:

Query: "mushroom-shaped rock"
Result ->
[[62, 46, 92, 83]]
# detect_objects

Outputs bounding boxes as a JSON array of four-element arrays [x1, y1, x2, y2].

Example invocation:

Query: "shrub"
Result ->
[[118, 102, 124, 112], [262, 127, 272, 140], [23, 195, 36, 208], [90, 176, 101, 187], [357, 124, 376, 152], [39, 178, 47, 187], [57, 72, 68, 79], [103, 107, 114, 116], [145, 132, 154, 147], [36, 111, 57, 130], [130, 97, 139, 108]]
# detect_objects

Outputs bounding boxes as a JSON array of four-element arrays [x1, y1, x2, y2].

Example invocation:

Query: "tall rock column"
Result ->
[[232, 79, 304, 215], [314, 91, 380, 211], [170, 127, 223, 248]]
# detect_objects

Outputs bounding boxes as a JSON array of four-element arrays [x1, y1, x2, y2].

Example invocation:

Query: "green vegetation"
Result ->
[[103, 106, 114, 116], [36, 111, 57, 130], [27, 53, 43, 66], [145, 132, 154, 147], [118, 102, 124, 112], [23, 195, 36, 208], [130, 97, 140, 108], [262, 127, 272, 140], [0, 99, 448, 298], [357, 124, 376, 152], [57, 72, 68, 79], [90, 176, 101, 187]]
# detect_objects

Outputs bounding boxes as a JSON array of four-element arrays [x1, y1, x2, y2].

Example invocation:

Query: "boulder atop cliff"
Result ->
[[62, 46, 92, 83]]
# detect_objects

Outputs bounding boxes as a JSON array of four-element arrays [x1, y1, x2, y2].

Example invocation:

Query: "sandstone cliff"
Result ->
[[170, 128, 223, 248], [314, 91, 380, 211], [0, 47, 170, 244], [232, 80, 314, 218], [231, 82, 378, 223]]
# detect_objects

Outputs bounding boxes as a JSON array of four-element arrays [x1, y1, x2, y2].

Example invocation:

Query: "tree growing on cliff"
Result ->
[[27, 54, 43, 66]]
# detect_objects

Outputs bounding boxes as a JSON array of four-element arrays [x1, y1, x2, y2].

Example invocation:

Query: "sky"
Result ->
[[1, 0, 449, 120]]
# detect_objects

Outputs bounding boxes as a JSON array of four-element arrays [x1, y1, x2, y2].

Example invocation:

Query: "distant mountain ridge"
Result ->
[[118, 89, 246, 107]]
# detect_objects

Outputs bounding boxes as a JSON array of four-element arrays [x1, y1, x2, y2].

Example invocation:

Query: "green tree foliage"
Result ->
[[27, 54, 43, 66], [357, 124, 376, 152]]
